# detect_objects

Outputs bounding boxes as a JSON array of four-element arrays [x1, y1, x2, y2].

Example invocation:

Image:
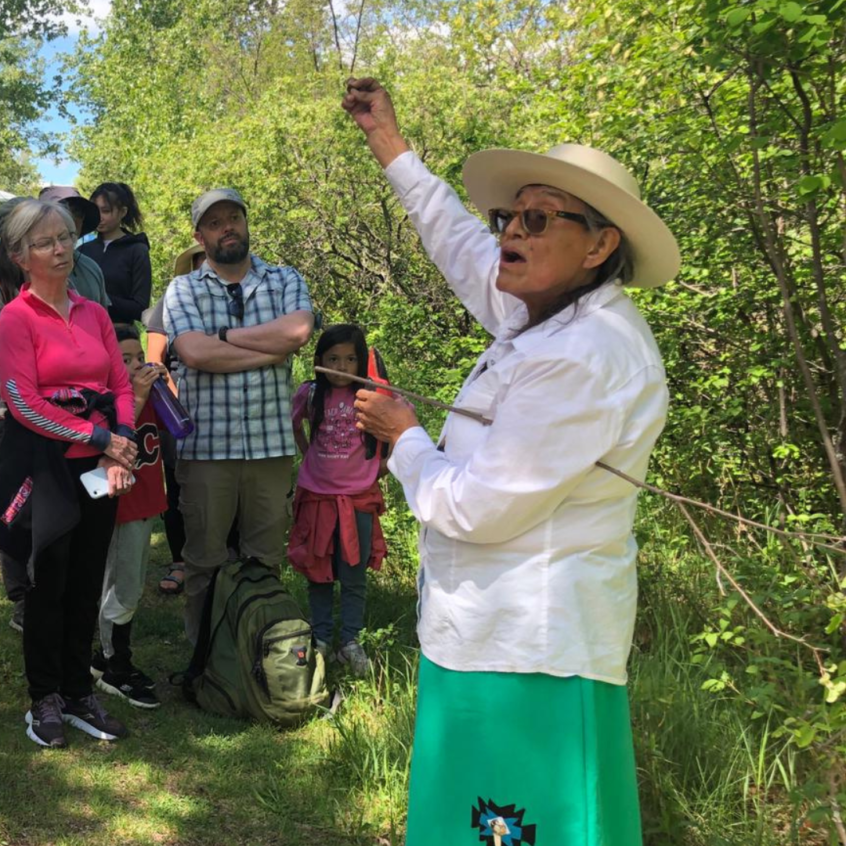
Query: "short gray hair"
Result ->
[[1, 199, 77, 265], [581, 202, 635, 286]]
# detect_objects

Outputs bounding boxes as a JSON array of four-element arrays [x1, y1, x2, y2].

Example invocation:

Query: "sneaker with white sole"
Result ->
[[89, 650, 107, 681], [97, 669, 160, 709], [9, 600, 23, 634], [62, 694, 128, 740], [25, 693, 67, 748], [91, 652, 155, 690], [336, 641, 372, 678]]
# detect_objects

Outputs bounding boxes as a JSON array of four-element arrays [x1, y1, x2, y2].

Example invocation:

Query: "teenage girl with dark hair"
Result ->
[[287, 323, 388, 677], [79, 182, 152, 323]]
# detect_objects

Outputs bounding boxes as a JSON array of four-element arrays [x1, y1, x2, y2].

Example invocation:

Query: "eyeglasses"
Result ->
[[488, 208, 588, 236], [226, 283, 244, 320], [28, 232, 75, 253]]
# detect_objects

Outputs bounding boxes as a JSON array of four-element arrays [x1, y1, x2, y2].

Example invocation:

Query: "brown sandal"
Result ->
[[159, 564, 185, 595]]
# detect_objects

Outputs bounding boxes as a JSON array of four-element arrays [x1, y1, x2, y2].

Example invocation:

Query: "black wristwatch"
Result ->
[[218, 326, 229, 343]]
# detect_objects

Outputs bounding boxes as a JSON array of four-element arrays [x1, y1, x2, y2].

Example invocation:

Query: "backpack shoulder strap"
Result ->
[[183, 566, 221, 683]]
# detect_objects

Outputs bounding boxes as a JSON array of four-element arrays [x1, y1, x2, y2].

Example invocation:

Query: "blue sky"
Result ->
[[34, 35, 81, 186], [33, 2, 110, 187]]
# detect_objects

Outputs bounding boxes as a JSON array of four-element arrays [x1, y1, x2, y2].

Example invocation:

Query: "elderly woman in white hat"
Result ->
[[343, 79, 679, 846]]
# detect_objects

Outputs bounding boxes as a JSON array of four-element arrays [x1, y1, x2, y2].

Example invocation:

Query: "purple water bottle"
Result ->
[[146, 366, 194, 439]]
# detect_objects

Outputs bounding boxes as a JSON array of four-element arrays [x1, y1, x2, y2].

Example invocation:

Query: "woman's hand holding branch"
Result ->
[[354, 389, 419, 449]]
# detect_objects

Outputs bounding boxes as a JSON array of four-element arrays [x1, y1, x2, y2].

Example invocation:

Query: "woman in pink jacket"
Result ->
[[0, 199, 138, 749]]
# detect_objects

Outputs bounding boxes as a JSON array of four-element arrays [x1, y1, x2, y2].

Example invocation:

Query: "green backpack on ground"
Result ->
[[184, 557, 329, 726]]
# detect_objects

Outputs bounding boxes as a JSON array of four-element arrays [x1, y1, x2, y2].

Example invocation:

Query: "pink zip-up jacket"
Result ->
[[0, 285, 135, 457]]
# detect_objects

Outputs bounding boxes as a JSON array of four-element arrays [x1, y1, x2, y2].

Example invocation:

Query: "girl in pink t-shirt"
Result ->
[[288, 324, 387, 677]]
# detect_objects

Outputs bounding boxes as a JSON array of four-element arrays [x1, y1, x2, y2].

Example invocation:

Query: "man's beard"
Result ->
[[209, 234, 249, 265]]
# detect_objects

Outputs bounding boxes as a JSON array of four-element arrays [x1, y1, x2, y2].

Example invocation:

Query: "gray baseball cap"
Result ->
[[191, 188, 247, 229]]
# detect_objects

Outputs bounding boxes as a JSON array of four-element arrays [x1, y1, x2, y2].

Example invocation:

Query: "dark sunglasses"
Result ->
[[488, 208, 588, 236], [226, 283, 244, 320]]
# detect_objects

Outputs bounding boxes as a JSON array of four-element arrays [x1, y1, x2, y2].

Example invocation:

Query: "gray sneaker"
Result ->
[[336, 641, 372, 678], [62, 694, 128, 741], [9, 600, 23, 634], [25, 693, 67, 748]]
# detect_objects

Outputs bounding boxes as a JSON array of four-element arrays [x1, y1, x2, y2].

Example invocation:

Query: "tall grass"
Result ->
[[319, 500, 834, 845], [324, 649, 418, 843], [630, 598, 803, 845], [0, 496, 837, 844]]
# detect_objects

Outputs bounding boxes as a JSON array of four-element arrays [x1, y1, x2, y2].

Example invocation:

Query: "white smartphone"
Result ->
[[80, 466, 136, 499]]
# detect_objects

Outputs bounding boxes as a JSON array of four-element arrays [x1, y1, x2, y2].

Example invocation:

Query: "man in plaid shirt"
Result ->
[[164, 188, 314, 643]]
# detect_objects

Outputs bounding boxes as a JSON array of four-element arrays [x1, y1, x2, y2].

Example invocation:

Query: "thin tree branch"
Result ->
[[676, 501, 828, 670], [348, 0, 366, 76], [596, 461, 846, 552], [315, 367, 493, 423]]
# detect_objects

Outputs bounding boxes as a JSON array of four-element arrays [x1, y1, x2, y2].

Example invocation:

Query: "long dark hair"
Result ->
[[309, 324, 368, 444], [114, 323, 140, 343], [0, 197, 28, 307], [0, 261, 21, 307], [90, 182, 144, 232]]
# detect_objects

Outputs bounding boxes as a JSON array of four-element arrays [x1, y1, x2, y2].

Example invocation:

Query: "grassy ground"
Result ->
[[0, 512, 838, 845], [0, 523, 418, 846]]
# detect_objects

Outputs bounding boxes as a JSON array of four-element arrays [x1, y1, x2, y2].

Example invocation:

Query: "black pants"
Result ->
[[1, 551, 27, 602], [0, 418, 26, 602], [23, 457, 118, 701], [163, 462, 186, 564]]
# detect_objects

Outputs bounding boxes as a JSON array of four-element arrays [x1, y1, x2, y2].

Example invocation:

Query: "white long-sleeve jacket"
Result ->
[[386, 152, 668, 684]]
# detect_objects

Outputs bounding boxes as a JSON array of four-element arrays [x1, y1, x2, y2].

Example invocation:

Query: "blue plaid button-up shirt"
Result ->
[[163, 255, 312, 461]]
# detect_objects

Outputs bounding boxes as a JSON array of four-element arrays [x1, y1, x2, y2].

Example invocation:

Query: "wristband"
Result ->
[[218, 326, 229, 343]]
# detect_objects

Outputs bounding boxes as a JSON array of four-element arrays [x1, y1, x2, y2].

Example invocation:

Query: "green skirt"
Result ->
[[406, 656, 642, 846]]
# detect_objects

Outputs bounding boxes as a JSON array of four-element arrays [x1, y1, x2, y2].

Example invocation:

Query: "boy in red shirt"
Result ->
[[91, 325, 167, 708]]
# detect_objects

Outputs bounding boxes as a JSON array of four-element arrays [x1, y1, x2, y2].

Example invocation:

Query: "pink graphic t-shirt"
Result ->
[[291, 383, 380, 495]]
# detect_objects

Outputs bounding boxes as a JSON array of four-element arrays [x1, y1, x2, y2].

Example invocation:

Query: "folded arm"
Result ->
[[173, 332, 286, 373], [225, 309, 313, 356], [165, 280, 286, 373]]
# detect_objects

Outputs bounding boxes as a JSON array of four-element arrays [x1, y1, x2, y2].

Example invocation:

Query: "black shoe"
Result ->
[[90, 650, 107, 681], [92, 653, 154, 690], [25, 693, 67, 748], [97, 668, 160, 709], [125, 664, 156, 690], [62, 694, 128, 740]]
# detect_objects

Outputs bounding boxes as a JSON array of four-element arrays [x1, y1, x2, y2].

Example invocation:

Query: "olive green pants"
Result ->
[[176, 456, 292, 644]]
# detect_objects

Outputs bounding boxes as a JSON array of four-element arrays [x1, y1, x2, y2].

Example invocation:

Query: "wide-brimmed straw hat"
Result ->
[[38, 186, 100, 237], [173, 243, 205, 277], [462, 144, 680, 289]]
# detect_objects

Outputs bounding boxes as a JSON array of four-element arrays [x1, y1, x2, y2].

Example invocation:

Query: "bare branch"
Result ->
[[677, 501, 828, 670], [596, 461, 846, 552]]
